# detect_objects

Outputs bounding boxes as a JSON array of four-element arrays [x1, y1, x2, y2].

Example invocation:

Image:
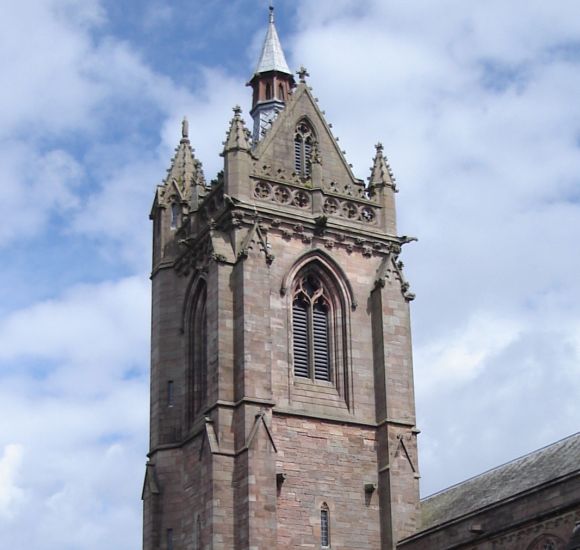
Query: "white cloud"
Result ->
[[289, 0, 580, 496], [0, 276, 149, 392], [0, 444, 25, 520], [0, 144, 82, 243], [0, 276, 148, 547], [415, 312, 522, 390]]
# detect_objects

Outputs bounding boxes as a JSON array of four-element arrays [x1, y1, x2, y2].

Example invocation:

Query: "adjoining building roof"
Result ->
[[254, 7, 292, 76], [421, 433, 580, 530]]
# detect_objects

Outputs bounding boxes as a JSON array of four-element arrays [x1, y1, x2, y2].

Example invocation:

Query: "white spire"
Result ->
[[254, 6, 292, 75]]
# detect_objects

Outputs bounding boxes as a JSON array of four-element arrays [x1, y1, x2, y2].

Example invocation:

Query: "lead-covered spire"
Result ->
[[248, 6, 295, 143], [254, 6, 292, 76]]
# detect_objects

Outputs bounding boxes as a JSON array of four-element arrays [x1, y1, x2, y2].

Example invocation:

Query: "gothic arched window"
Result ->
[[292, 271, 335, 382], [188, 280, 208, 422], [286, 253, 354, 410], [278, 83, 285, 100], [294, 120, 313, 178], [265, 82, 272, 100]]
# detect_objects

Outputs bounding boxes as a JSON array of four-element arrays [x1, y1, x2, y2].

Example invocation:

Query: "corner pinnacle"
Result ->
[[181, 117, 189, 140], [224, 105, 250, 153], [369, 142, 397, 190]]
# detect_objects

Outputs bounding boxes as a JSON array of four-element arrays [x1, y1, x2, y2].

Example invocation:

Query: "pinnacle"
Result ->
[[163, 118, 206, 197], [224, 106, 251, 152], [369, 142, 397, 190]]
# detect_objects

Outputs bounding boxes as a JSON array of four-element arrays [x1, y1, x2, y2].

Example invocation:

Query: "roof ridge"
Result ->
[[422, 431, 580, 502]]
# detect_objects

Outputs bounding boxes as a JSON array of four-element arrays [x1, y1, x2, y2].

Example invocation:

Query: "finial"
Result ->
[[182, 117, 189, 139], [375, 142, 384, 153], [269, 5, 274, 24], [297, 66, 310, 83], [233, 105, 242, 116]]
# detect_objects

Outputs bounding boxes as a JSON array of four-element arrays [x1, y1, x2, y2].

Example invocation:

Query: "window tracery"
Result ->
[[292, 274, 331, 381], [286, 254, 354, 410]]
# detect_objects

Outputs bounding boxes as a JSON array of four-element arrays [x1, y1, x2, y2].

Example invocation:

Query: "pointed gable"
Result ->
[[252, 82, 363, 193]]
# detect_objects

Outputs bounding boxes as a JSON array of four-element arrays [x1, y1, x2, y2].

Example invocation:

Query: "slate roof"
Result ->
[[421, 433, 580, 530], [254, 8, 292, 76]]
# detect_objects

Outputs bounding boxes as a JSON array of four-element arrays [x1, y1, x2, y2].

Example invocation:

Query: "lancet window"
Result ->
[[294, 120, 314, 178], [188, 280, 208, 422], [320, 503, 330, 548], [170, 203, 180, 229]]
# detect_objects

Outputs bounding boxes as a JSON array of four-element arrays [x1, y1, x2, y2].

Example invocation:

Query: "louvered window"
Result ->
[[294, 120, 313, 178], [313, 303, 330, 381], [292, 298, 309, 377], [292, 274, 331, 381]]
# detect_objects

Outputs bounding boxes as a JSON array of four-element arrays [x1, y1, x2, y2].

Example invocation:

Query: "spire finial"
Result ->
[[375, 142, 384, 153], [181, 116, 189, 139], [297, 66, 310, 83], [269, 5, 274, 24]]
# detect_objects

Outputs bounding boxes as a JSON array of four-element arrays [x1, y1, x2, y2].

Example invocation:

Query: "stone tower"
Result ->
[[143, 8, 420, 550]]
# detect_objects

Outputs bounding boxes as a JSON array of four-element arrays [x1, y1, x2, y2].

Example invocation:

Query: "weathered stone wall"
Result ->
[[273, 416, 381, 548]]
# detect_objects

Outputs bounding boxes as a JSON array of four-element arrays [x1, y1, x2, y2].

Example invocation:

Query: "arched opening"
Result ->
[[188, 279, 208, 423], [265, 82, 272, 100], [320, 503, 330, 548], [278, 83, 285, 100], [294, 120, 314, 178], [170, 203, 180, 229], [289, 257, 351, 396]]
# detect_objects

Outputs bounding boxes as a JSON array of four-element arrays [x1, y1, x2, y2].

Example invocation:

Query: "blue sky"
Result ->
[[1, 0, 579, 548]]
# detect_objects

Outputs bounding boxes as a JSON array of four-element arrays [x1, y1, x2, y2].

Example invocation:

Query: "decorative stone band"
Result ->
[[253, 180, 378, 225], [322, 197, 377, 225], [254, 180, 311, 209]]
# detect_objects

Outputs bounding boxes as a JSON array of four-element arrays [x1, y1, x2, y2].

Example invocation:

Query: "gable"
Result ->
[[253, 83, 361, 188]]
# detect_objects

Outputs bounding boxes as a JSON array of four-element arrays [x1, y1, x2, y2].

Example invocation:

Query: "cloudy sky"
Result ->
[[0, 0, 579, 547]]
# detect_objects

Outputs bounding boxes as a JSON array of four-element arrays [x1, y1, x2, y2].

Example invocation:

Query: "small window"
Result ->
[[170, 203, 180, 229], [265, 82, 272, 100], [294, 120, 314, 178], [167, 528, 174, 550], [167, 380, 174, 407], [321, 504, 330, 548], [278, 83, 285, 100]]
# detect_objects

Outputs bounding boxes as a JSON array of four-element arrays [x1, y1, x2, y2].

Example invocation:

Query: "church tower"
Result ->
[[143, 9, 420, 549]]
